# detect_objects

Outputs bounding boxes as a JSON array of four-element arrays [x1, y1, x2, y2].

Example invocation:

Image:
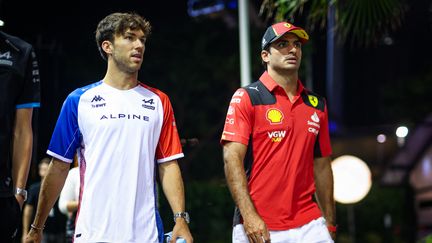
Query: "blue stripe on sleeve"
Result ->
[[16, 102, 40, 108]]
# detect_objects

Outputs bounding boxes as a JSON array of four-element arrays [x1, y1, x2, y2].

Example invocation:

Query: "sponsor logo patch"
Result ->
[[308, 95, 318, 107], [307, 112, 320, 135], [267, 130, 286, 142], [266, 108, 284, 124], [227, 106, 234, 115], [91, 95, 106, 108], [230, 97, 241, 104], [142, 98, 155, 110], [234, 91, 244, 97]]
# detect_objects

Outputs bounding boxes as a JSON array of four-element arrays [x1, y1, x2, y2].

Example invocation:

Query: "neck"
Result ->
[[103, 61, 139, 90], [267, 68, 298, 98]]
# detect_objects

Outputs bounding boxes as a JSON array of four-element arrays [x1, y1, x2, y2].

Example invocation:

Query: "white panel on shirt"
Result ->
[[73, 83, 163, 243]]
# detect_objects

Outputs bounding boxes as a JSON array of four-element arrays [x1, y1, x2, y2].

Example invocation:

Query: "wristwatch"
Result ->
[[173, 212, 190, 224], [14, 187, 28, 201]]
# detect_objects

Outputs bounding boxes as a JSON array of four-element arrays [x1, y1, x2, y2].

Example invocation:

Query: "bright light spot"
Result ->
[[383, 36, 394, 45], [332, 155, 372, 204], [377, 134, 386, 143], [396, 126, 408, 138]]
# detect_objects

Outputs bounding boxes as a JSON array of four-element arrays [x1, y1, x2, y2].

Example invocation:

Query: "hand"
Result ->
[[171, 218, 193, 243], [24, 228, 43, 243], [21, 234, 28, 243], [242, 213, 270, 243], [15, 194, 25, 209]]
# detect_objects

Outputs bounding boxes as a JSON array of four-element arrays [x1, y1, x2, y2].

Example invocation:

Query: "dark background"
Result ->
[[1, 0, 431, 242]]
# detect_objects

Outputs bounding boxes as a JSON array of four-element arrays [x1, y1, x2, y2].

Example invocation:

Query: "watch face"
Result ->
[[174, 212, 190, 224], [15, 188, 28, 201]]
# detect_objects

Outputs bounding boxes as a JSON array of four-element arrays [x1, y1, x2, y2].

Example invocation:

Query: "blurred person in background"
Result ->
[[22, 158, 66, 243], [221, 22, 336, 243], [58, 158, 79, 243], [0, 27, 40, 243]]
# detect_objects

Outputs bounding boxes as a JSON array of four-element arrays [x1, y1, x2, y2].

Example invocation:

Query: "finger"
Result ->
[[250, 233, 261, 243], [263, 228, 271, 242], [247, 234, 258, 243]]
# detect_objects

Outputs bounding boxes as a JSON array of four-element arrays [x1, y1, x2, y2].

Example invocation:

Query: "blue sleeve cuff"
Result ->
[[16, 102, 40, 109]]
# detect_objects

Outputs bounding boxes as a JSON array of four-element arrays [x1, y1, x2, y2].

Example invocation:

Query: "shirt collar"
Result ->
[[258, 71, 305, 95]]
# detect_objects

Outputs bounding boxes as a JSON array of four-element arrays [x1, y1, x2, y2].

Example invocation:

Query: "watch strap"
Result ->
[[173, 212, 190, 224]]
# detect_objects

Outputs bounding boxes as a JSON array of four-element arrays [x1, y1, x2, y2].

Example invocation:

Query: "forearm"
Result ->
[[32, 159, 70, 228], [12, 109, 33, 190], [314, 157, 336, 225], [22, 205, 33, 234], [159, 160, 185, 213], [158, 160, 193, 242], [223, 144, 257, 218]]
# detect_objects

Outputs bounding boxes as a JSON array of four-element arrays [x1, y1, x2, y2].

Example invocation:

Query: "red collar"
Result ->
[[258, 71, 305, 95]]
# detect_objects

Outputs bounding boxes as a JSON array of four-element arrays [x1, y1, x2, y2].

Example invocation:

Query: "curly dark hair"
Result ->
[[95, 12, 152, 61]]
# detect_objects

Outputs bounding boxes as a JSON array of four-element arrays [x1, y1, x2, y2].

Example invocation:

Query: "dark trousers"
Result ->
[[0, 196, 21, 243]]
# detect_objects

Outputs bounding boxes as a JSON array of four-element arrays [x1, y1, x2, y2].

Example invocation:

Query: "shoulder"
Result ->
[[1, 32, 32, 50], [300, 89, 326, 112], [67, 81, 103, 100], [138, 82, 170, 102], [242, 80, 276, 106]]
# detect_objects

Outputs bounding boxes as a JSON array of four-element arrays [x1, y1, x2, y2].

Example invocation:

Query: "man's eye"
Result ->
[[294, 42, 302, 48], [277, 42, 287, 47]]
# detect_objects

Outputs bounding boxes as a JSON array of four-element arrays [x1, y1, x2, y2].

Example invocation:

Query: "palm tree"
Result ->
[[259, 0, 406, 47]]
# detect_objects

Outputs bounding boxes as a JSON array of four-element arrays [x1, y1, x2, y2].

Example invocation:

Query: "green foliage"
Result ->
[[418, 233, 432, 243], [158, 180, 234, 243], [337, 0, 405, 46], [259, 0, 406, 47], [335, 183, 411, 242]]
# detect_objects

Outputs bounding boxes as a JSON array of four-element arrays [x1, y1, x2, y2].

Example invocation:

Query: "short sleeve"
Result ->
[[220, 88, 253, 146], [47, 91, 81, 162], [155, 93, 184, 163], [16, 47, 40, 109]]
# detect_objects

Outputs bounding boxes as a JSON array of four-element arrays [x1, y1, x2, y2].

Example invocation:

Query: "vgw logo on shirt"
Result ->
[[267, 130, 286, 142], [91, 95, 106, 108]]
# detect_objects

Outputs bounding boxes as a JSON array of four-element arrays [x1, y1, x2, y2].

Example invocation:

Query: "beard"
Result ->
[[112, 52, 142, 74]]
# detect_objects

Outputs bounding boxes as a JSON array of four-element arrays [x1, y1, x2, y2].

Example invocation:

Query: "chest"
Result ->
[[77, 89, 163, 134], [252, 98, 323, 141]]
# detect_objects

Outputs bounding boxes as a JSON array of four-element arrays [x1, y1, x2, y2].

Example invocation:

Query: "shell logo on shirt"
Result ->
[[266, 108, 284, 124], [308, 95, 318, 107]]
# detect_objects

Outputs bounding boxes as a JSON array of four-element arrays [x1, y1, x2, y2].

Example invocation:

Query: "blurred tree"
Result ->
[[259, 0, 406, 47]]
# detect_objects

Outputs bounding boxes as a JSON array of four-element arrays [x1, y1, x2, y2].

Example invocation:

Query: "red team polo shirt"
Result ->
[[221, 71, 332, 230]]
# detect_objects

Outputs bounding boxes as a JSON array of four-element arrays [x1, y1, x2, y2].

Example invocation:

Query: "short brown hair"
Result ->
[[95, 12, 152, 61]]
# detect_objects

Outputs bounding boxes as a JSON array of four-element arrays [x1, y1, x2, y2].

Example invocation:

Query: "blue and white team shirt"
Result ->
[[47, 81, 184, 243]]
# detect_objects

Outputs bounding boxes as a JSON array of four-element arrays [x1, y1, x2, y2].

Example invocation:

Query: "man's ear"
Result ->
[[101, 40, 113, 56], [261, 50, 269, 65]]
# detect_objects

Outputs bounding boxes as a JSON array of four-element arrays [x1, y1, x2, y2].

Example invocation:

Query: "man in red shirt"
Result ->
[[221, 22, 336, 242]]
